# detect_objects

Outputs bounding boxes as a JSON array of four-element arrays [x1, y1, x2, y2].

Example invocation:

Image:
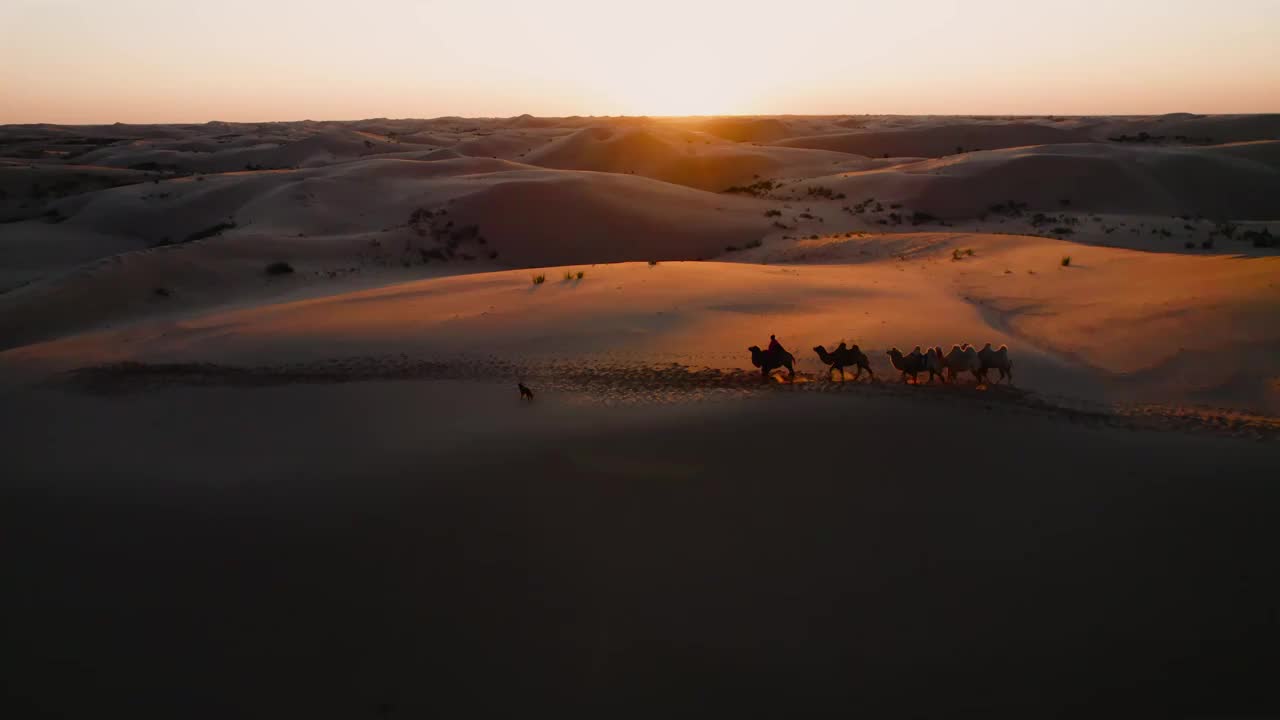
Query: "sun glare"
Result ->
[[594, 55, 758, 117]]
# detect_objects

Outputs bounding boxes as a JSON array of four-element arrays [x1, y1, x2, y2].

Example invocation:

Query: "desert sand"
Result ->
[[3, 114, 1279, 717]]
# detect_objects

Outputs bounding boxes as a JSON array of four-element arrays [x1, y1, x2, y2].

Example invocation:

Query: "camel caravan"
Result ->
[[749, 336, 1014, 385]]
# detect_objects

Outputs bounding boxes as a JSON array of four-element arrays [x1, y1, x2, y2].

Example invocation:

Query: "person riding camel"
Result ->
[[767, 334, 785, 355]]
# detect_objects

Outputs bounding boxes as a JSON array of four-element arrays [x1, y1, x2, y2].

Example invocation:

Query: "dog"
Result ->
[[518, 382, 534, 401]]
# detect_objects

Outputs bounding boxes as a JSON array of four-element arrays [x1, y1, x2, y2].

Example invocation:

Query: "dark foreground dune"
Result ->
[[3, 113, 1277, 718], [3, 379, 1278, 718]]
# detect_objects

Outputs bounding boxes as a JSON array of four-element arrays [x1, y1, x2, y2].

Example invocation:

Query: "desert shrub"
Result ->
[[804, 186, 845, 200], [449, 224, 479, 243], [1051, 227, 1074, 236], [724, 180, 776, 196], [153, 287, 171, 297], [532, 274, 546, 285], [1242, 228, 1275, 247], [910, 211, 938, 226], [988, 201, 1027, 217], [1061, 256, 1071, 267], [185, 221, 236, 243], [1201, 239, 1214, 249], [743, 238, 762, 249], [1184, 241, 1196, 249], [407, 207, 432, 225], [264, 261, 294, 276], [764, 209, 782, 217], [648, 260, 658, 266]]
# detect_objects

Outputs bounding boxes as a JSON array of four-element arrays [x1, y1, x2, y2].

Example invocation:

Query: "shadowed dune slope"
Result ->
[[773, 122, 1090, 158], [809, 141, 1280, 219], [525, 126, 872, 190], [70, 128, 407, 173], [1092, 113, 1280, 143], [1, 162, 151, 220], [0, 163, 771, 347]]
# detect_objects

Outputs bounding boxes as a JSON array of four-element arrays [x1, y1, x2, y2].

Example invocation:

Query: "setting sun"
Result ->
[[4, 0, 1278, 122]]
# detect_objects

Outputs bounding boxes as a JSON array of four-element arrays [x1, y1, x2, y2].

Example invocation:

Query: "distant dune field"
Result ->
[[2, 113, 1279, 719]]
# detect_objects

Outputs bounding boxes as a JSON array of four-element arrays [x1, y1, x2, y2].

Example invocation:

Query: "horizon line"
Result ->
[[5, 110, 1280, 127]]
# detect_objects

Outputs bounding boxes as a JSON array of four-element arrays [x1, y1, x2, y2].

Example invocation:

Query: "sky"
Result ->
[[2, 0, 1279, 123]]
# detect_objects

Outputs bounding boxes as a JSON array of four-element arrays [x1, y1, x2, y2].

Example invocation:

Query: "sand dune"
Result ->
[[5, 232, 1277, 415], [773, 121, 1089, 157], [0, 162, 151, 220], [453, 132, 558, 160], [2, 116, 1277, 409], [3, 116, 1279, 718], [0, 158, 771, 347], [800, 141, 1280, 219], [525, 125, 872, 190], [673, 117, 795, 143], [1092, 113, 1280, 143], [71, 128, 407, 173]]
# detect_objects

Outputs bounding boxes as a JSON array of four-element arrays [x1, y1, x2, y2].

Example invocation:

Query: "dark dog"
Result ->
[[518, 382, 534, 401]]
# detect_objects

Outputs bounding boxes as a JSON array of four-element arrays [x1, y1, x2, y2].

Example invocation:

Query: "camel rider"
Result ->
[[768, 334, 786, 355]]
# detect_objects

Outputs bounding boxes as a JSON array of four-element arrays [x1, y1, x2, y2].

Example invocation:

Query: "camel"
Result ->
[[813, 342, 875, 382], [977, 343, 1014, 384], [748, 345, 795, 381], [942, 343, 983, 383], [886, 346, 926, 384], [923, 346, 946, 384]]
